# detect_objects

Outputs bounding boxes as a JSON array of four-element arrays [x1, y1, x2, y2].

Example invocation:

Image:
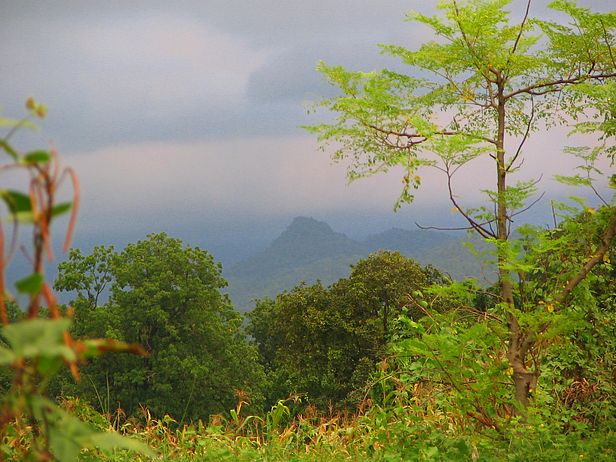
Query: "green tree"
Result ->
[[248, 251, 433, 409], [245, 298, 281, 374], [308, 0, 616, 410], [340, 251, 430, 335], [379, 206, 616, 448], [55, 233, 265, 422], [55, 246, 115, 311]]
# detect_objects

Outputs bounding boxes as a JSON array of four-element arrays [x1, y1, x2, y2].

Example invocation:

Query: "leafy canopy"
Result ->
[[55, 233, 266, 422]]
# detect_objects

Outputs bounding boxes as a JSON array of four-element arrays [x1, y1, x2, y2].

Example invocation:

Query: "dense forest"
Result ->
[[2, 1, 616, 461]]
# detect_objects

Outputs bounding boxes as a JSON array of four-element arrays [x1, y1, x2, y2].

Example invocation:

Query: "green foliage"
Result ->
[[247, 251, 442, 410], [363, 207, 616, 457], [55, 234, 266, 422], [35, 375, 615, 462], [55, 246, 116, 311], [307, 0, 616, 222], [0, 99, 153, 461], [4, 2, 616, 458], [307, 0, 616, 413], [245, 298, 280, 373]]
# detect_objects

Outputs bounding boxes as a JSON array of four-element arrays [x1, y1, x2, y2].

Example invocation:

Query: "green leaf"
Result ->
[[31, 397, 93, 461], [1, 318, 74, 362], [89, 432, 156, 458], [23, 150, 51, 164], [0, 118, 37, 130], [554, 174, 591, 187], [14, 212, 35, 224], [51, 201, 72, 218], [29, 397, 82, 460], [0, 189, 32, 214], [0, 139, 19, 160], [0, 117, 20, 127], [15, 273, 44, 295], [29, 396, 156, 461], [37, 355, 65, 377], [81, 338, 148, 359]]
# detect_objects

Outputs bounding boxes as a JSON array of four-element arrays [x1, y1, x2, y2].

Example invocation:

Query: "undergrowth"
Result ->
[[5, 391, 611, 462]]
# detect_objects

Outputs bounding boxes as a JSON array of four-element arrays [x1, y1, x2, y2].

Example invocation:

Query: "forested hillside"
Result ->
[[225, 216, 493, 311]]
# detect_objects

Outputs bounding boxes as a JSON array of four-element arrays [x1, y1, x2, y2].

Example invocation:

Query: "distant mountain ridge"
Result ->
[[365, 227, 459, 259], [224, 217, 495, 312], [230, 217, 365, 277]]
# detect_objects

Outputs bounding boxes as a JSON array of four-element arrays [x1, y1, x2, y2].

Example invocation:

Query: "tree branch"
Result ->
[[511, 191, 545, 220], [505, 0, 532, 78], [506, 97, 534, 172], [366, 122, 497, 147], [556, 207, 616, 303], [505, 72, 616, 100], [444, 164, 496, 239], [600, 19, 616, 69], [452, 0, 493, 83]]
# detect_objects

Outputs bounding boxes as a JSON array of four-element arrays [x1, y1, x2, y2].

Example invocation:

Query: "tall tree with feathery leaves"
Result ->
[[307, 0, 616, 410]]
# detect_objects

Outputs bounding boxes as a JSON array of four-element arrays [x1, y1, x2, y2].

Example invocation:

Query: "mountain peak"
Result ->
[[225, 218, 491, 312], [254, 216, 364, 268], [285, 216, 334, 236], [274, 217, 356, 252]]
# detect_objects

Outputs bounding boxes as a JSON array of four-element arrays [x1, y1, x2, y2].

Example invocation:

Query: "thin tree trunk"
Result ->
[[495, 87, 535, 411]]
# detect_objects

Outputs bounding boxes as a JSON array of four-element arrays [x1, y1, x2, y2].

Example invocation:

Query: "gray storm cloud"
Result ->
[[2, 0, 613, 247], [3, 0, 611, 149]]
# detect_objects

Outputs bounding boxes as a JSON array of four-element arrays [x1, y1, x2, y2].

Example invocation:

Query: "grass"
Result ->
[[59, 396, 616, 462], [3, 394, 615, 461]]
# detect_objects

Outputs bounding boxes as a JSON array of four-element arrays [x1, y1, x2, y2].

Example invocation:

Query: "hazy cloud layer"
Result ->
[[2, 0, 614, 261], [3, 0, 611, 148], [65, 129, 608, 234]]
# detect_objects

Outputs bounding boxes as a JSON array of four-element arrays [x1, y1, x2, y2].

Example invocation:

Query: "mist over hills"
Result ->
[[6, 216, 494, 310], [224, 216, 496, 312], [229, 217, 365, 278]]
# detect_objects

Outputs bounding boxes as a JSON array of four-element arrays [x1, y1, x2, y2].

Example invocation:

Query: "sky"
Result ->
[[1, 0, 614, 267]]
